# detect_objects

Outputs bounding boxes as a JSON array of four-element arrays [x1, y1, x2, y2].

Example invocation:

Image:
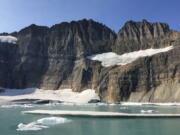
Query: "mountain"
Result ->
[[113, 19, 172, 54], [0, 19, 180, 103]]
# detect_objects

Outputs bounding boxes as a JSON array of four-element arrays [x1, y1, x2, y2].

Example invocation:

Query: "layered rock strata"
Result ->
[[1, 19, 180, 102]]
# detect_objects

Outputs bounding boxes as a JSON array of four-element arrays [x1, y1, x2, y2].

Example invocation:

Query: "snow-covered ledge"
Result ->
[[87, 46, 173, 67], [0, 35, 17, 44], [0, 88, 100, 104]]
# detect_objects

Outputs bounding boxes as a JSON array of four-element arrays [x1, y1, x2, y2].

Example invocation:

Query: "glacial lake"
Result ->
[[1, 103, 180, 135]]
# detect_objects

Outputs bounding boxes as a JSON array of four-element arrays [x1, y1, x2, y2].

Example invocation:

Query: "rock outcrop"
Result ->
[[1, 19, 180, 103], [113, 20, 172, 54]]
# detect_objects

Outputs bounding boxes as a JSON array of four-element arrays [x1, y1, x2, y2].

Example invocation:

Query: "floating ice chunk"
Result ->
[[25, 110, 180, 118], [152, 103, 180, 106], [120, 102, 180, 106], [141, 110, 158, 113], [37, 117, 71, 126], [120, 102, 144, 106], [120, 107, 128, 110], [17, 117, 71, 131], [109, 103, 117, 106], [17, 122, 48, 131], [87, 46, 173, 67], [0, 35, 17, 44], [97, 103, 108, 106], [1, 104, 33, 108]]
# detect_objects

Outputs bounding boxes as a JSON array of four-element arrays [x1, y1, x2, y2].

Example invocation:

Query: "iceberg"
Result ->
[[141, 110, 158, 113], [17, 117, 71, 131]]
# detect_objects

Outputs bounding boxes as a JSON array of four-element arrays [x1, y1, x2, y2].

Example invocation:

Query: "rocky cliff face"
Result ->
[[113, 20, 172, 54], [1, 19, 180, 103], [0, 19, 116, 91]]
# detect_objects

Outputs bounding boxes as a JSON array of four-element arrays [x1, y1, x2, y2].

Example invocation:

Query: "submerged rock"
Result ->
[[88, 99, 100, 103]]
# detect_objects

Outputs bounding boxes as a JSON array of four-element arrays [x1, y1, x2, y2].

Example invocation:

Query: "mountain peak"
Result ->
[[118, 20, 170, 41]]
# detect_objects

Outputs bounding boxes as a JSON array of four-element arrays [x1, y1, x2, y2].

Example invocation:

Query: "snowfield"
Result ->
[[0, 88, 100, 104], [0, 35, 17, 44], [1, 88, 180, 106], [87, 46, 173, 67]]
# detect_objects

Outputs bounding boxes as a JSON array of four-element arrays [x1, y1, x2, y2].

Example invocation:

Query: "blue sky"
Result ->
[[0, 0, 179, 33]]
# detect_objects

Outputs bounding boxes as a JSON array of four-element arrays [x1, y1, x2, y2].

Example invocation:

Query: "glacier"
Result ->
[[87, 46, 173, 67]]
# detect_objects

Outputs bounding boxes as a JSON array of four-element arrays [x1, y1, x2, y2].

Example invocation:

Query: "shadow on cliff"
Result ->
[[0, 88, 36, 96]]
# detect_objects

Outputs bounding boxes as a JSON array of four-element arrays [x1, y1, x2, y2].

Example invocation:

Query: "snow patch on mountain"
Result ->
[[87, 46, 173, 67], [0, 35, 17, 44], [0, 88, 100, 104]]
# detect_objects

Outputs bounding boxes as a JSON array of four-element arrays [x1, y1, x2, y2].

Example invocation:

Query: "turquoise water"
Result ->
[[1, 103, 180, 135]]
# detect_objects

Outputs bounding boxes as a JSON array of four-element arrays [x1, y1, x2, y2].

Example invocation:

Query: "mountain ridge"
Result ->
[[0, 19, 180, 103]]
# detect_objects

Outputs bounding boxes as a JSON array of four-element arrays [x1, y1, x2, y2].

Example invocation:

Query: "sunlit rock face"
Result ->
[[1, 19, 180, 103], [0, 19, 116, 91], [112, 20, 172, 54]]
